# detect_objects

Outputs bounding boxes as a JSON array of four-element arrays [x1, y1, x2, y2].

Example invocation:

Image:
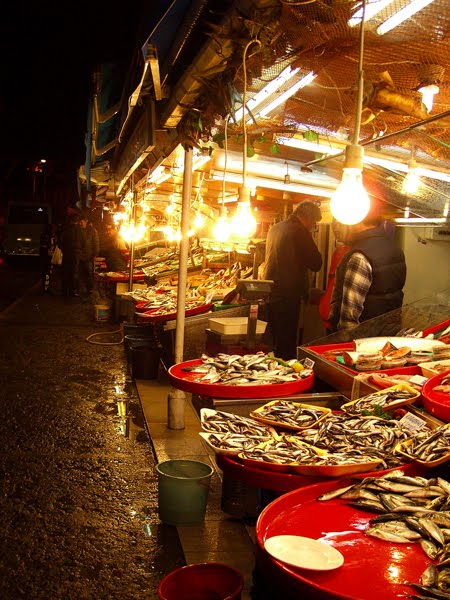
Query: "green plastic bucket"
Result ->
[[158, 562, 244, 600], [156, 459, 213, 525]]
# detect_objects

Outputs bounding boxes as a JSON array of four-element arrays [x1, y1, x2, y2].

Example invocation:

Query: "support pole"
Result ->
[[168, 145, 193, 429]]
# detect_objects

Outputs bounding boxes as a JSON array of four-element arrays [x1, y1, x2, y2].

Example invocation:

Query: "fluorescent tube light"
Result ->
[[277, 136, 450, 184], [348, 0, 396, 27], [377, 0, 435, 35], [234, 65, 300, 122], [394, 217, 448, 223], [255, 71, 316, 118]]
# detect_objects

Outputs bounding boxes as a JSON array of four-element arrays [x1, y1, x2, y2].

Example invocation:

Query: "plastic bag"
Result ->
[[51, 245, 63, 266]]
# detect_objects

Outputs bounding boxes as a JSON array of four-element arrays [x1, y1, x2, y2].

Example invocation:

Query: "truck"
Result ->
[[3, 201, 52, 257]]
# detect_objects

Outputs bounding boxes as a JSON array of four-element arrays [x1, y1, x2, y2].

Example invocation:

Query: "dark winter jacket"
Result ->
[[331, 225, 406, 324], [263, 214, 322, 302]]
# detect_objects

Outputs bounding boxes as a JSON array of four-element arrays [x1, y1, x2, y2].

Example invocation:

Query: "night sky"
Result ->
[[0, 1, 148, 176]]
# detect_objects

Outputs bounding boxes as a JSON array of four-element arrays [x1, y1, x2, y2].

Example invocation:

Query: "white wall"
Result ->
[[400, 227, 450, 305]]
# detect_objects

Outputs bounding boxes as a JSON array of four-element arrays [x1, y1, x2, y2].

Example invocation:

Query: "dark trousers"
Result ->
[[267, 297, 302, 360], [77, 259, 94, 295], [62, 256, 79, 296]]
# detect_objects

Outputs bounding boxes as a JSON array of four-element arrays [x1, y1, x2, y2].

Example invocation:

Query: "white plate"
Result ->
[[354, 337, 445, 353], [264, 535, 344, 571]]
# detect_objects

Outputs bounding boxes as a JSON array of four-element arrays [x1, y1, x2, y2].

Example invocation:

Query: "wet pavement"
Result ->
[[0, 283, 185, 599]]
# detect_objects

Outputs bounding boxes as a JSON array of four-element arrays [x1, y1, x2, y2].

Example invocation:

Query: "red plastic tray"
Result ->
[[422, 317, 450, 337], [306, 343, 428, 377], [215, 453, 417, 493], [422, 368, 450, 406], [256, 475, 429, 600], [136, 303, 212, 323], [168, 358, 315, 399]]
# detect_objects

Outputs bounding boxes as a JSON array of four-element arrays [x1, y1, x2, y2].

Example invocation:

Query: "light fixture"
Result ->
[[284, 162, 291, 185], [394, 217, 448, 224], [377, 0, 436, 36], [330, 0, 370, 225], [255, 71, 316, 119], [234, 64, 300, 122], [213, 115, 232, 242], [230, 39, 261, 239], [402, 152, 420, 194], [348, 0, 396, 27], [416, 64, 444, 113]]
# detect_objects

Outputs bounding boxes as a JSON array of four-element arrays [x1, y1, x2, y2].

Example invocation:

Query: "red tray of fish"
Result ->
[[306, 343, 427, 377], [255, 476, 431, 600], [136, 303, 212, 323], [168, 359, 314, 399]]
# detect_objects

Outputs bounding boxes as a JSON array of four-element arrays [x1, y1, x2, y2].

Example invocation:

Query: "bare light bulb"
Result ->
[[213, 214, 231, 242], [193, 212, 204, 229], [230, 202, 257, 238], [330, 168, 371, 225], [419, 84, 439, 113]]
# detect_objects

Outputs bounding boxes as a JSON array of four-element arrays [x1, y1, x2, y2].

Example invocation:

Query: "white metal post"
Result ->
[[168, 145, 193, 429]]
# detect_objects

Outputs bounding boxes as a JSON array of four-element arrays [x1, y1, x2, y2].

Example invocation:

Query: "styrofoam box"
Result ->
[[419, 359, 450, 378], [115, 282, 147, 295], [208, 317, 267, 336]]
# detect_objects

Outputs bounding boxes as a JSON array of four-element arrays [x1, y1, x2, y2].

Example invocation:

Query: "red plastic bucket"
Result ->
[[158, 562, 244, 600]]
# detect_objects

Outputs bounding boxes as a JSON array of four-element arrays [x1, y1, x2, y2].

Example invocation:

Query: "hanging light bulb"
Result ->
[[193, 211, 204, 229], [330, 145, 371, 225], [213, 211, 232, 242], [230, 187, 257, 238], [119, 220, 147, 243], [418, 84, 439, 113], [402, 156, 420, 194], [330, 0, 370, 226]]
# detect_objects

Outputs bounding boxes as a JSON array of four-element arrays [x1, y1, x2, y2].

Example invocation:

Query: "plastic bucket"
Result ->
[[95, 304, 111, 321], [158, 562, 244, 600], [156, 459, 213, 525], [130, 344, 160, 379]]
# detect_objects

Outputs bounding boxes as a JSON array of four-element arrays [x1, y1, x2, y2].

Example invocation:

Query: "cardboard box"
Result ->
[[208, 317, 267, 336]]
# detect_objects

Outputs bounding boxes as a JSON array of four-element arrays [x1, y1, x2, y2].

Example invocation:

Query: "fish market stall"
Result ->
[[297, 298, 450, 401], [254, 468, 450, 600]]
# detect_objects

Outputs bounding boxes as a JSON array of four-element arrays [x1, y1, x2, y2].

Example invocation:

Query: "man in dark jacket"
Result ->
[[329, 213, 406, 331], [77, 213, 100, 297], [263, 201, 323, 359]]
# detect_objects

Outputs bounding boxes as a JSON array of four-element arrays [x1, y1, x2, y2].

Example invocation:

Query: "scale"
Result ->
[[234, 278, 274, 350]]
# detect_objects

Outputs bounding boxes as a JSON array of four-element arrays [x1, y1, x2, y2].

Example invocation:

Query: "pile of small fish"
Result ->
[[343, 387, 417, 415], [317, 470, 450, 598], [434, 374, 450, 395], [240, 436, 322, 466], [296, 413, 412, 469], [185, 353, 312, 386], [397, 424, 450, 463], [200, 409, 274, 444], [251, 399, 326, 429], [205, 432, 265, 453]]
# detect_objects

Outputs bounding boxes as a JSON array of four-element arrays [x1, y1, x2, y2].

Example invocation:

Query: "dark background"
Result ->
[[0, 1, 161, 214]]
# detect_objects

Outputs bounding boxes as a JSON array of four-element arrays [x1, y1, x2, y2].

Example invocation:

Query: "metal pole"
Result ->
[[168, 145, 193, 429], [128, 190, 137, 293]]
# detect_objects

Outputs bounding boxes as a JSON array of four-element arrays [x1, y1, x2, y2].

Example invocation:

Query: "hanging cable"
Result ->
[[242, 39, 261, 188]]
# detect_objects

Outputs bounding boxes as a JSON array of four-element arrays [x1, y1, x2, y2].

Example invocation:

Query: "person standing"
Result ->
[[78, 213, 99, 298], [328, 211, 406, 332], [263, 201, 323, 359], [39, 224, 56, 294], [60, 213, 82, 297]]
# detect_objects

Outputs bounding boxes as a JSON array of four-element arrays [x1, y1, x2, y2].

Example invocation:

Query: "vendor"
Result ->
[[100, 223, 128, 272], [328, 208, 406, 332]]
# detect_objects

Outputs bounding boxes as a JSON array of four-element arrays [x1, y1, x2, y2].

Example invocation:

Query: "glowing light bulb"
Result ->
[[403, 169, 420, 194], [418, 84, 439, 113], [213, 214, 231, 242], [193, 212, 204, 229], [230, 202, 257, 238], [330, 169, 371, 225], [119, 221, 147, 243]]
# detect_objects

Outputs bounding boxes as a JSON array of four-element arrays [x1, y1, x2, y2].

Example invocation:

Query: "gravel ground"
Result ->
[[0, 285, 185, 599]]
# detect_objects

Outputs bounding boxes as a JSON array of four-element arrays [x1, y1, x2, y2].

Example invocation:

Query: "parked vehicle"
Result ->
[[4, 202, 51, 257]]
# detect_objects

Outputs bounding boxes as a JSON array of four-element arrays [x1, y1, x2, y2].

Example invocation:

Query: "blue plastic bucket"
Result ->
[[158, 562, 243, 600], [156, 459, 213, 525]]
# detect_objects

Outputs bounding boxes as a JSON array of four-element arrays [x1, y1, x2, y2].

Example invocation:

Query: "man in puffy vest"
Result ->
[[328, 210, 406, 332]]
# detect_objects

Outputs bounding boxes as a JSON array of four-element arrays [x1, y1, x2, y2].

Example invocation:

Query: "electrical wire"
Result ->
[[86, 328, 124, 346], [242, 39, 262, 188]]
